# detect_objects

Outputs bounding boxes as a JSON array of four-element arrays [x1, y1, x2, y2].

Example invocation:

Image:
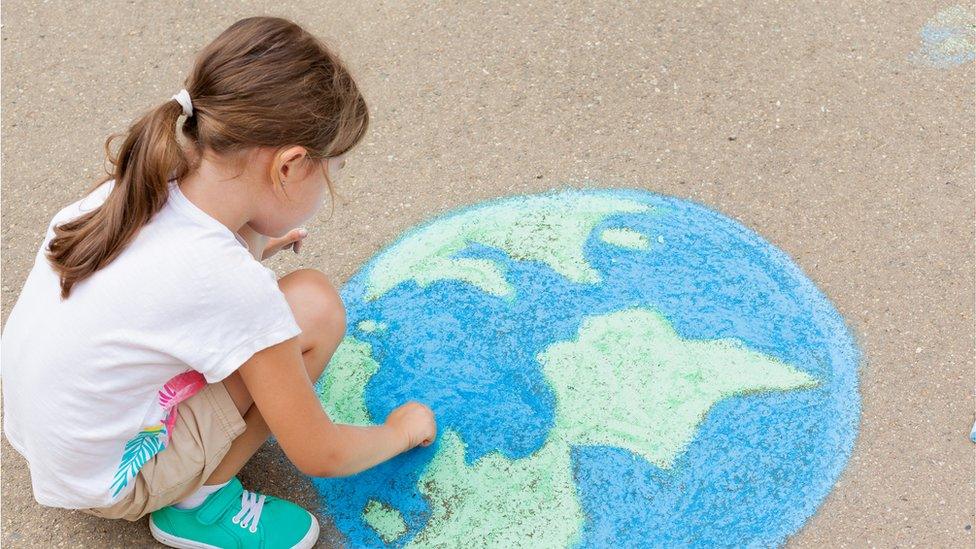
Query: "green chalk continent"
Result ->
[[363, 499, 408, 543], [365, 195, 650, 300], [318, 336, 378, 425], [405, 308, 818, 545], [599, 227, 650, 250], [408, 431, 583, 548], [539, 308, 819, 469]]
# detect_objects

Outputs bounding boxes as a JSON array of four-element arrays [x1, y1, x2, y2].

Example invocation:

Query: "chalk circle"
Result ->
[[312, 189, 861, 547]]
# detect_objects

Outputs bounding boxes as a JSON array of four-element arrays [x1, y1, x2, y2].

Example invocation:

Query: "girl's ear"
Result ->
[[273, 145, 309, 184]]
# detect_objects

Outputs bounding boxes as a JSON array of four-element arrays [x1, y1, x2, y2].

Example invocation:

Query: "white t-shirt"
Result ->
[[1, 178, 302, 509]]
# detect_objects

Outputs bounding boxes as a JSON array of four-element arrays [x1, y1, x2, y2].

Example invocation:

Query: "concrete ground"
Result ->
[[2, 1, 973, 547]]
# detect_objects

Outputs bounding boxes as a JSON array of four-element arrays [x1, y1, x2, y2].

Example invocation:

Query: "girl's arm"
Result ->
[[236, 224, 269, 261], [237, 334, 436, 477]]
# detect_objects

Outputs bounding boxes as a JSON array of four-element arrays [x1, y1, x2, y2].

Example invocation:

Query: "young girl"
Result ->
[[0, 16, 436, 549]]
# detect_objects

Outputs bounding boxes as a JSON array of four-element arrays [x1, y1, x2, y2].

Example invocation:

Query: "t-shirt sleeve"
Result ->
[[171, 249, 303, 384]]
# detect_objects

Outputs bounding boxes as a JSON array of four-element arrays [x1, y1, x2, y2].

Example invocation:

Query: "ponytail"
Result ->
[[46, 97, 190, 300]]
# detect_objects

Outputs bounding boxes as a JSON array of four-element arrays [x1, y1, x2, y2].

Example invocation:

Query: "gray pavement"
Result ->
[[2, 1, 974, 547]]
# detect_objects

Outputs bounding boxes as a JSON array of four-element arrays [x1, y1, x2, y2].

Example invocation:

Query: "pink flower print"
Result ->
[[158, 370, 206, 441]]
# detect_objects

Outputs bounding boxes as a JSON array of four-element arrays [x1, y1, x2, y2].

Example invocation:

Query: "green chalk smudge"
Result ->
[[357, 319, 388, 333], [599, 227, 650, 250]]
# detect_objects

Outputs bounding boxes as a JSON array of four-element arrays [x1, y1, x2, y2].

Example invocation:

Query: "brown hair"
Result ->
[[45, 16, 369, 299]]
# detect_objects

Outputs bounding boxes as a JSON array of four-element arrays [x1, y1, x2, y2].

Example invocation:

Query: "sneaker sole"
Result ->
[[149, 511, 320, 549]]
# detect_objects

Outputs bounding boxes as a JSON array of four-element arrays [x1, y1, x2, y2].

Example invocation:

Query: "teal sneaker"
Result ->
[[148, 477, 319, 548]]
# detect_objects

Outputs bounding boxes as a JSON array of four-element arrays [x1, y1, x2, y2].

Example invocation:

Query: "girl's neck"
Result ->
[[177, 160, 256, 237]]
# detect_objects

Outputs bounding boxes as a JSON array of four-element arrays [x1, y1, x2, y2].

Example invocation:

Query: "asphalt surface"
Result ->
[[2, 1, 974, 547]]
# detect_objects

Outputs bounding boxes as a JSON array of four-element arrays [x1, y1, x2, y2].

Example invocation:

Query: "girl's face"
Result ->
[[254, 148, 346, 237]]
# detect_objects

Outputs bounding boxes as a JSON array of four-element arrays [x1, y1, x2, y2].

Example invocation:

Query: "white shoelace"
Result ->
[[231, 489, 267, 533]]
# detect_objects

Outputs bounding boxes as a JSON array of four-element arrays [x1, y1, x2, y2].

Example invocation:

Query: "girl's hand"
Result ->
[[385, 401, 437, 451], [261, 228, 309, 260], [235, 224, 268, 261]]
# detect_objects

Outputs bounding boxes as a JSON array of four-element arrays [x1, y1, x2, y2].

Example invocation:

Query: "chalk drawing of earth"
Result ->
[[312, 189, 861, 547]]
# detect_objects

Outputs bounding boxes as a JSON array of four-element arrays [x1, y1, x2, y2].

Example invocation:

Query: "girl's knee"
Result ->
[[279, 268, 346, 340]]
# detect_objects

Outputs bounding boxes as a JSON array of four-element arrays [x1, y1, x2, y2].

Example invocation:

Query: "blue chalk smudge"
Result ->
[[911, 5, 976, 68]]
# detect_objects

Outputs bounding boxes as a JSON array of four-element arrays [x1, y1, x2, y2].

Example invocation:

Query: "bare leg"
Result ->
[[205, 269, 346, 485]]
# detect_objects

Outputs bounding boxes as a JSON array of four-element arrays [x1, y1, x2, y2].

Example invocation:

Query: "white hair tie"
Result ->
[[171, 89, 193, 117]]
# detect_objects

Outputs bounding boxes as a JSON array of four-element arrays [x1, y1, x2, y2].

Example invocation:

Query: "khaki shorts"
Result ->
[[80, 382, 247, 522]]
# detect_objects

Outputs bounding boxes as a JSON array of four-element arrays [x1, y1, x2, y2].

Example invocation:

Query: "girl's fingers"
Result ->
[[263, 228, 307, 259], [291, 228, 307, 254]]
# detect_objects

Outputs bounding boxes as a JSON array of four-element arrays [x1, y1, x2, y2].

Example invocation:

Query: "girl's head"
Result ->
[[46, 16, 369, 299]]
